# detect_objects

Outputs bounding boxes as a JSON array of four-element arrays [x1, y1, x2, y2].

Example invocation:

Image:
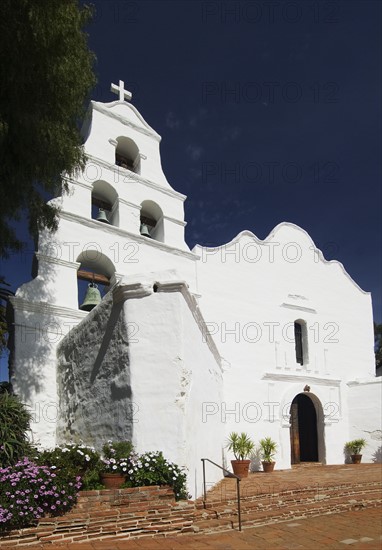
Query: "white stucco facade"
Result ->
[[9, 83, 381, 498]]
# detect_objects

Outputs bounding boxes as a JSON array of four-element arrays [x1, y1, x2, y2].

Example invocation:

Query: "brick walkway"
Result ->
[[5, 464, 382, 549], [24, 506, 382, 549]]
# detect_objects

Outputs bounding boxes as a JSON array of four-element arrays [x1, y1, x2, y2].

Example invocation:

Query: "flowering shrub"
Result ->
[[103, 440, 134, 460], [101, 440, 133, 476], [125, 451, 188, 501], [0, 458, 81, 531], [36, 443, 102, 490], [99, 444, 188, 500]]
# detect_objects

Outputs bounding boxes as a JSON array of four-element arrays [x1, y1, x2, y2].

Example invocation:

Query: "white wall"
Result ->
[[9, 298, 86, 448], [194, 224, 378, 467], [124, 277, 224, 498], [347, 379, 382, 463]]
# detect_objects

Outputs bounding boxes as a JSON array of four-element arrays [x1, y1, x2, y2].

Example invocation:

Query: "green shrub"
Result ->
[[0, 391, 32, 467], [124, 451, 188, 501], [36, 443, 102, 490], [102, 440, 134, 460]]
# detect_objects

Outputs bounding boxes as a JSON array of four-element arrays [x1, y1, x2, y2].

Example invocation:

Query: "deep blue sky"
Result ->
[[0, 0, 381, 377], [86, 0, 381, 314]]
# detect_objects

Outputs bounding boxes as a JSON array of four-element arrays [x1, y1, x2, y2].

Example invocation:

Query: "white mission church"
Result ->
[[9, 81, 381, 497]]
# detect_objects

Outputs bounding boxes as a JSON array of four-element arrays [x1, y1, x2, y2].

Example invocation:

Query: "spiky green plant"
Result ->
[[0, 391, 32, 467], [344, 439, 366, 455], [226, 432, 255, 460], [259, 437, 278, 462]]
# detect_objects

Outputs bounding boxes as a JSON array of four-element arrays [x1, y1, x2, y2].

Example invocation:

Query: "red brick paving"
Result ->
[[21, 506, 382, 549], [3, 464, 381, 549]]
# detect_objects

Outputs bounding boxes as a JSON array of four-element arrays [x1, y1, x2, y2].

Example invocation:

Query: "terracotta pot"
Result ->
[[262, 461, 276, 473], [231, 459, 251, 478], [100, 472, 125, 489], [351, 454, 362, 464]]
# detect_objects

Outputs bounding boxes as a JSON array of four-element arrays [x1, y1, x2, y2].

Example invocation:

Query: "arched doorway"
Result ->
[[290, 393, 319, 463]]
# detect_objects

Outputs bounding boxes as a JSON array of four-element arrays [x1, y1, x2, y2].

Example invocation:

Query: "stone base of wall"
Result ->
[[0, 486, 196, 547]]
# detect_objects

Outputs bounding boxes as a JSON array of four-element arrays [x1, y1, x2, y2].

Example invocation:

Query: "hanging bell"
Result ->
[[80, 283, 102, 311], [140, 223, 152, 238], [96, 208, 110, 224]]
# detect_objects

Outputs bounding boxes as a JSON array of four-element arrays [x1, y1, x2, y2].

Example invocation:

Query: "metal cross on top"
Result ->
[[110, 80, 132, 102]]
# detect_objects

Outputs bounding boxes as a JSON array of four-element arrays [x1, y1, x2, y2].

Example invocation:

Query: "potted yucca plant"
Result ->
[[226, 432, 255, 478], [259, 437, 277, 472], [344, 439, 366, 464]]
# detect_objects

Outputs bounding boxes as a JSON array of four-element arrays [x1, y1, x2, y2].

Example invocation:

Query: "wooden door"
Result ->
[[290, 402, 300, 464]]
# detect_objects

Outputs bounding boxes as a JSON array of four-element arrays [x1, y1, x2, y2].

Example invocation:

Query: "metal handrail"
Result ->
[[201, 458, 242, 531]]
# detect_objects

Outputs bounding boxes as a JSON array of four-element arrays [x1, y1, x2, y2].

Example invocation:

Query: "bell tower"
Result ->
[[9, 79, 199, 447], [60, 78, 190, 246], [31, 78, 199, 310]]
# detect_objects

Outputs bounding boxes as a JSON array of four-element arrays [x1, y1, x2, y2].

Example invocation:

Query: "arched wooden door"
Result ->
[[290, 393, 319, 463]]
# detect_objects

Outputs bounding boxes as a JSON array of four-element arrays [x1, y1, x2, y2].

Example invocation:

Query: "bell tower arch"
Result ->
[[76, 251, 116, 311]]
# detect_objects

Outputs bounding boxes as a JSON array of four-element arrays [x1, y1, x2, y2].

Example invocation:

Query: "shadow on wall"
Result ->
[[250, 448, 262, 472], [8, 243, 60, 401], [56, 291, 134, 448], [90, 300, 124, 384], [344, 448, 353, 464], [372, 446, 382, 463]]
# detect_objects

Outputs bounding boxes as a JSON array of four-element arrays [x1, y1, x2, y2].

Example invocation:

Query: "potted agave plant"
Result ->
[[259, 437, 277, 473], [226, 432, 255, 478], [345, 439, 366, 464]]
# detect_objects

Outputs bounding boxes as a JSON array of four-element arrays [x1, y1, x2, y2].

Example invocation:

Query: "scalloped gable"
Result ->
[[193, 221, 369, 295], [92, 100, 161, 140]]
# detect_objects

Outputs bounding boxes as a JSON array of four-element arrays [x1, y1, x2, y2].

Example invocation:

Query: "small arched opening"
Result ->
[[115, 136, 140, 174], [290, 392, 325, 464], [76, 250, 116, 311], [140, 200, 164, 242], [91, 180, 119, 227]]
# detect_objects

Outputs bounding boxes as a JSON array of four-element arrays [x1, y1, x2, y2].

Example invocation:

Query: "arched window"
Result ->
[[115, 136, 140, 174], [76, 251, 116, 311], [91, 180, 118, 227], [140, 200, 164, 242], [294, 320, 308, 366]]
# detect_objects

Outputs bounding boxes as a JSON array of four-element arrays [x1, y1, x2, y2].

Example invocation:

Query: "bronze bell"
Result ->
[[80, 283, 102, 311], [140, 223, 152, 238], [96, 208, 110, 224]]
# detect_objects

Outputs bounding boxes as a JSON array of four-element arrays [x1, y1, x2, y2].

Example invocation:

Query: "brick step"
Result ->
[[194, 503, 382, 535], [193, 493, 382, 533], [200, 465, 382, 503], [292, 462, 323, 467], [194, 486, 382, 520], [195, 480, 382, 508], [203, 482, 381, 507]]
